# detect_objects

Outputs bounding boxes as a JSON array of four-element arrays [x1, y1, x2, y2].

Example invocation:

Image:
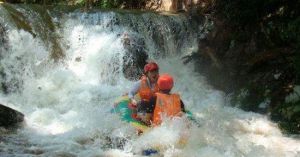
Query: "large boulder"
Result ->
[[0, 103, 24, 127]]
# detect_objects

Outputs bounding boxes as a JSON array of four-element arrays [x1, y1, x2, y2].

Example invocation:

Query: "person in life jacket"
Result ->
[[140, 74, 186, 126], [127, 62, 160, 124]]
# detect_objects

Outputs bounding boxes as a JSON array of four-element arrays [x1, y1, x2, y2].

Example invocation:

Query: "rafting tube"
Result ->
[[111, 96, 149, 132], [111, 96, 195, 132]]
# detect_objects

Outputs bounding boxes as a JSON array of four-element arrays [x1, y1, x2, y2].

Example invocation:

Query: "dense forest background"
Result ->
[[1, 0, 299, 134]]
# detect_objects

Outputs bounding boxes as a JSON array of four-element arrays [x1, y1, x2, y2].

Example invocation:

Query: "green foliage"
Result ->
[[74, 0, 85, 6], [264, 16, 300, 48], [216, 0, 300, 79], [216, 0, 298, 26], [216, 0, 300, 44], [217, 0, 262, 27], [4, 0, 148, 9], [295, 50, 300, 82], [100, 0, 121, 8], [231, 85, 269, 112], [286, 17, 300, 81], [279, 18, 300, 43], [99, 0, 147, 9], [272, 100, 300, 134]]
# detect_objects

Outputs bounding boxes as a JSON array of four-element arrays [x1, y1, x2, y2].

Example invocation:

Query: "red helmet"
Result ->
[[157, 74, 174, 90], [144, 62, 159, 73]]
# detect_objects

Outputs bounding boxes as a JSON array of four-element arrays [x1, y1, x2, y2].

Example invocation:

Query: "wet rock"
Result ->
[[24, 147, 44, 155], [52, 152, 76, 157], [121, 33, 148, 81], [0, 104, 24, 127], [0, 12, 15, 94]]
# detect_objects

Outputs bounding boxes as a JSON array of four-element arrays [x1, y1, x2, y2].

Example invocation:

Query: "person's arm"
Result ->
[[128, 80, 141, 99], [128, 80, 141, 104]]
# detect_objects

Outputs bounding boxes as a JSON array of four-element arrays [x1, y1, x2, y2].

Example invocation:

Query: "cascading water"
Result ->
[[0, 4, 299, 157]]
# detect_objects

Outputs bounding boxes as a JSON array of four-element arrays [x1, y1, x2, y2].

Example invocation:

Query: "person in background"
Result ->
[[141, 74, 186, 126], [128, 62, 160, 124]]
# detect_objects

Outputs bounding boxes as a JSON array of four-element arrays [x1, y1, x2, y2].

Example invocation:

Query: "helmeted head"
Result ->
[[144, 62, 159, 83], [144, 62, 159, 73], [157, 74, 174, 91]]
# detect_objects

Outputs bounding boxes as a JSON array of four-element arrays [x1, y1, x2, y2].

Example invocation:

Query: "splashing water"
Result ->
[[0, 8, 299, 157]]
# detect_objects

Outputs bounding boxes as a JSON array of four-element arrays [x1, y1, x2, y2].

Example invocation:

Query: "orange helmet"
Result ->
[[157, 74, 174, 90], [144, 62, 159, 73]]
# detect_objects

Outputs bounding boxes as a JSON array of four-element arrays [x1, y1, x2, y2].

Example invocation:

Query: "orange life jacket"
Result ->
[[138, 76, 159, 101], [152, 93, 182, 126]]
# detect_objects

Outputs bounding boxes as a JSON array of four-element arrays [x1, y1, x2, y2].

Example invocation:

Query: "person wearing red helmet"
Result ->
[[127, 62, 160, 124], [139, 74, 186, 126]]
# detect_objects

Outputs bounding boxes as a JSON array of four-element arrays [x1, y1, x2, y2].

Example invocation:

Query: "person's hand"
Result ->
[[130, 99, 137, 107], [137, 113, 152, 126], [128, 98, 137, 109]]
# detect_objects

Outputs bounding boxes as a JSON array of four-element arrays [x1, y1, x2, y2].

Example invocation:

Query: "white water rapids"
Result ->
[[0, 10, 299, 157]]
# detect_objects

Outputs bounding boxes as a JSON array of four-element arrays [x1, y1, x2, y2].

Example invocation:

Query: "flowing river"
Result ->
[[0, 4, 299, 157]]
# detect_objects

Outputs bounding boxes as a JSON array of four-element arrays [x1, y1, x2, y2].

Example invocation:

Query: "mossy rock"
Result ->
[[271, 100, 300, 134]]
